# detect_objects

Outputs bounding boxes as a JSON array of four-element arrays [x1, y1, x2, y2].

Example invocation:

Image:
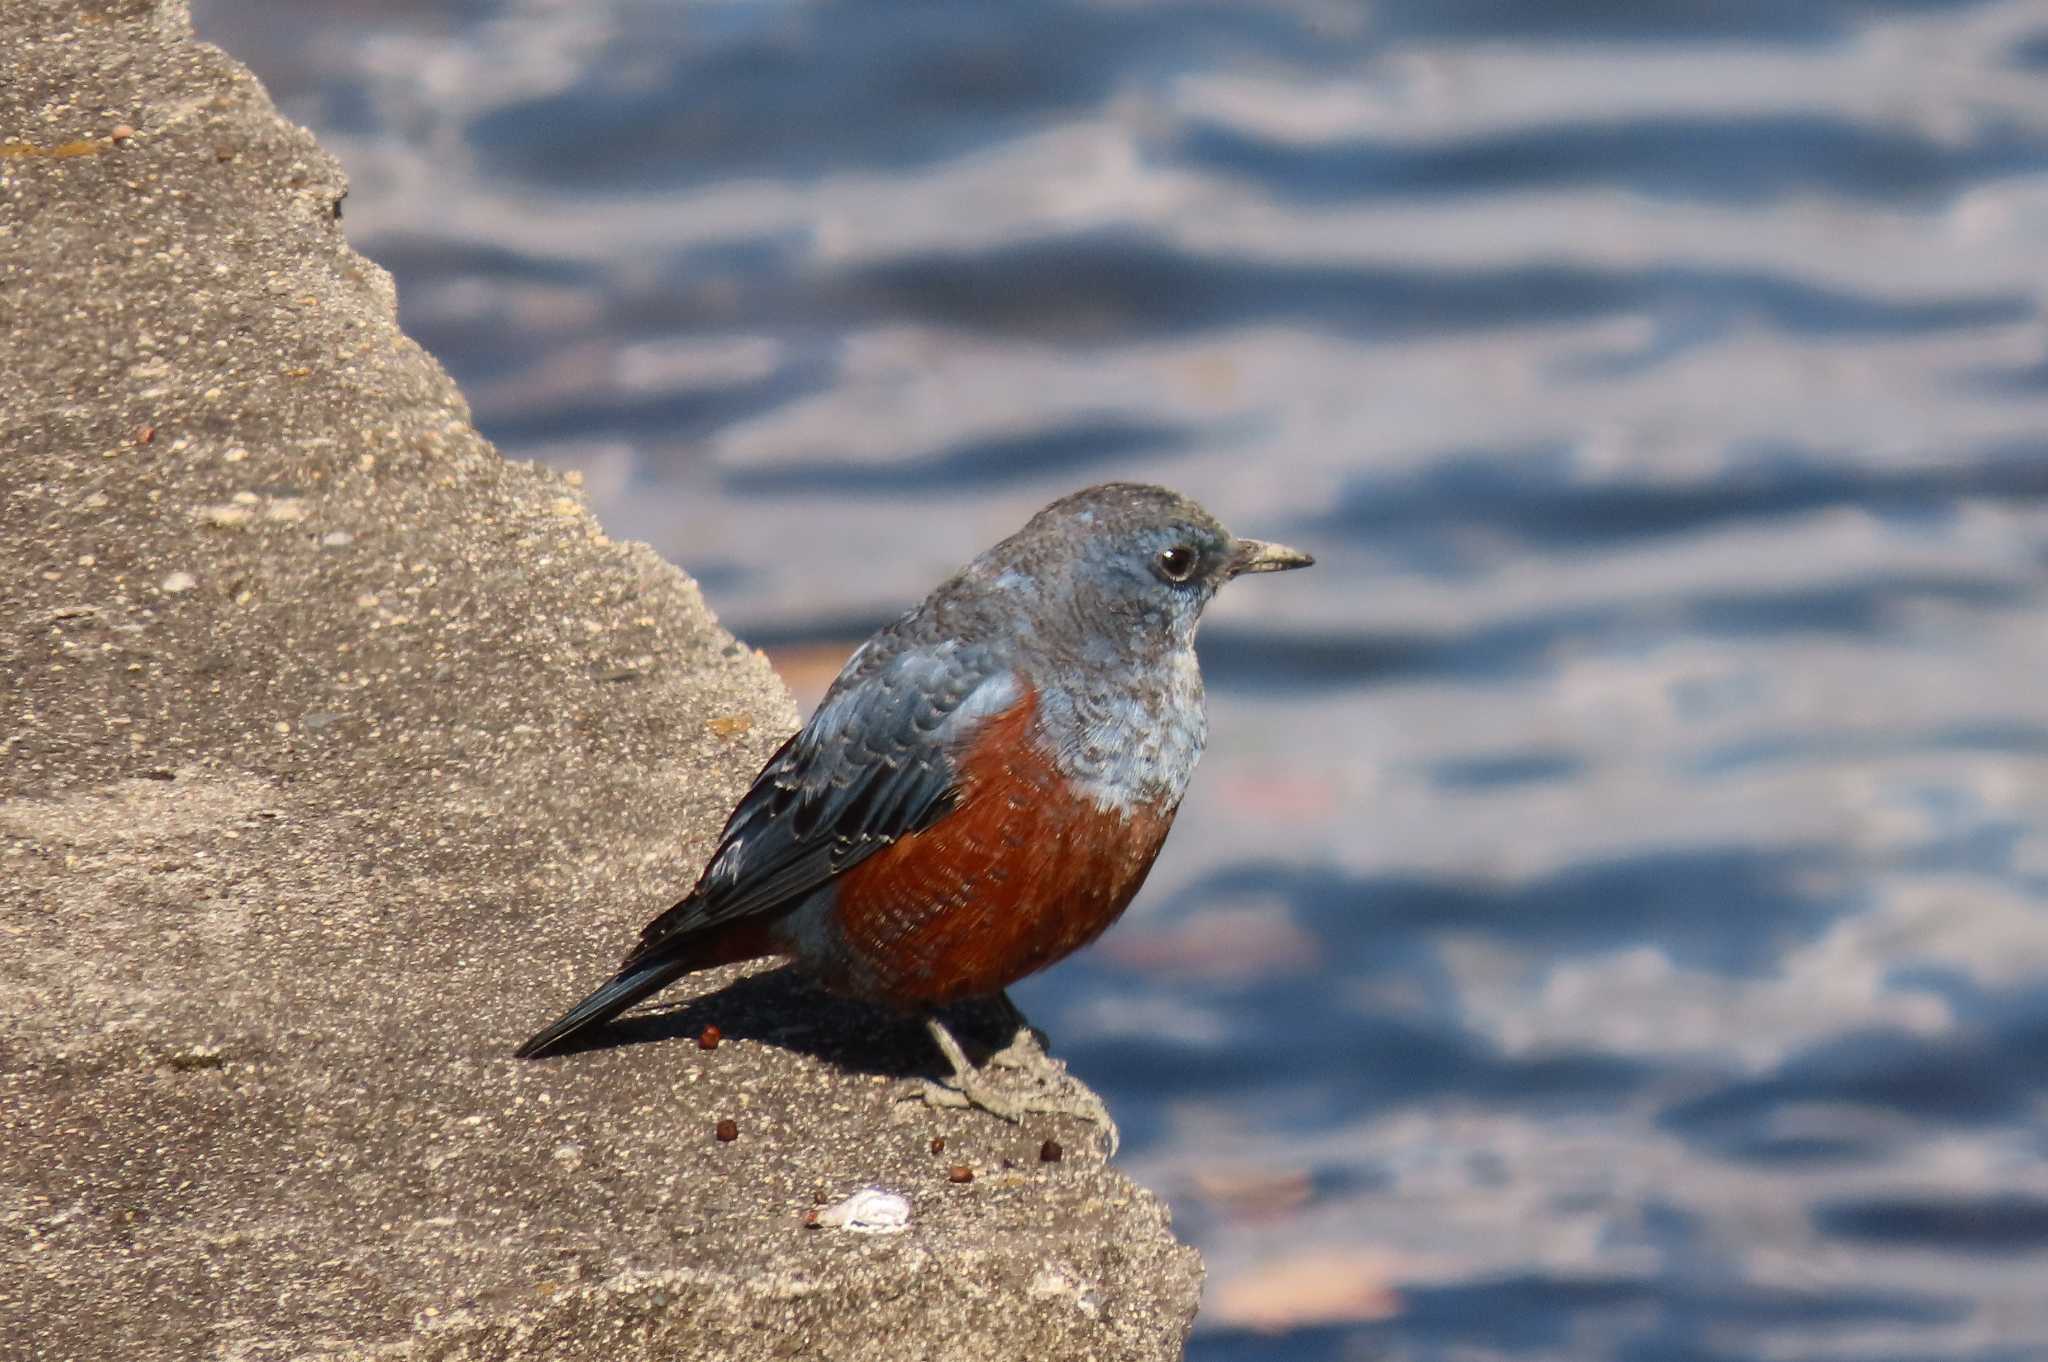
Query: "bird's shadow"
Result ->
[[526, 962, 1030, 1080]]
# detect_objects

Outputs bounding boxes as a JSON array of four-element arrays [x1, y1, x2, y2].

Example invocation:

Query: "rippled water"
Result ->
[[196, 2, 2048, 1356]]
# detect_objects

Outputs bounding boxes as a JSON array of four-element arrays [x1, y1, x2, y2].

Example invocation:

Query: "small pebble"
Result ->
[[134, 425, 155, 445], [714, 1119, 738, 1143], [947, 1165, 974, 1184], [1039, 1139, 1063, 1163], [928, 1136, 945, 1155], [696, 1025, 721, 1051], [110, 124, 135, 142]]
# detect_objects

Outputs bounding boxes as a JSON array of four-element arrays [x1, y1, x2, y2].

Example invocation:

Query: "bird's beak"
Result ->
[[1227, 538, 1315, 578]]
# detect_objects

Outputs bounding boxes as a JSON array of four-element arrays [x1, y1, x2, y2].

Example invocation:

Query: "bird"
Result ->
[[515, 483, 1312, 1149]]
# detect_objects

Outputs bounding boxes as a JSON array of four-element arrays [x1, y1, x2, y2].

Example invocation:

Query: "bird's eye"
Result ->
[[1157, 545, 1198, 582]]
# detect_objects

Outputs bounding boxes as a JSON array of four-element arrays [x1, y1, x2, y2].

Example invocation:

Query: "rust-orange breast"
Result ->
[[826, 687, 1176, 1006]]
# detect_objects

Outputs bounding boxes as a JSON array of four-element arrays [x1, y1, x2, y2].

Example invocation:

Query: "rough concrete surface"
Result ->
[[0, 3, 1204, 1357]]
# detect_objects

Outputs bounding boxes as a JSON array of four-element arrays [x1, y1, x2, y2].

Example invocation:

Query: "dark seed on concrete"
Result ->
[[715, 1119, 739, 1143], [929, 1136, 945, 1154], [697, 1024, 722, 1051], [948, 1165, 974, 1184]]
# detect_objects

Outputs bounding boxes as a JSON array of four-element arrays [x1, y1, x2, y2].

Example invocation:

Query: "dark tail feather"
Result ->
[[514, 954, 696, 1059]]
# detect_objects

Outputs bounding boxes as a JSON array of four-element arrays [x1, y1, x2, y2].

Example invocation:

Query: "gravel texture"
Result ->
[[0, 3, 1203, 1357]]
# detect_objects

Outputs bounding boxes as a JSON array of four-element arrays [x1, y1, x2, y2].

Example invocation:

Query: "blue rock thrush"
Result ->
[[515, 483, 1312, 1149]]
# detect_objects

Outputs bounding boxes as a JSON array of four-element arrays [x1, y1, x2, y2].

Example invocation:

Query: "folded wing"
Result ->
[[624, 637, 1024, 968]]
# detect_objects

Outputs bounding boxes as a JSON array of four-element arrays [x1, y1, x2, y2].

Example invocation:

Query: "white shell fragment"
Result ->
[[813, 1188, 911, 1235]]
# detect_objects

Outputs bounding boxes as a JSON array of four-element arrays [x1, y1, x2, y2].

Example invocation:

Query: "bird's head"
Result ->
[[971, 482, 1313, 656]]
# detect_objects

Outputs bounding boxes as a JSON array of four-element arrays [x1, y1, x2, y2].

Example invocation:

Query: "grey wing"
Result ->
[[625, 636, 1021, 966]]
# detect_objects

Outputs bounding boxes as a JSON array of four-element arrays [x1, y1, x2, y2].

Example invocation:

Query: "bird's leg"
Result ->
[[900, 1011, 1119, 1156], [986, 989, 1050, 1062]]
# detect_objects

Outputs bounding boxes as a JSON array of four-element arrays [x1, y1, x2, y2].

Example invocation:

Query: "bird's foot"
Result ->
[[897, 1017, 1119, 1156]]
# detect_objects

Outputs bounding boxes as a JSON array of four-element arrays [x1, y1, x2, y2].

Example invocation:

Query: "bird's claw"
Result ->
[[896, 1018, 1120, 1156], [895, 1070, 1121, 1157]]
